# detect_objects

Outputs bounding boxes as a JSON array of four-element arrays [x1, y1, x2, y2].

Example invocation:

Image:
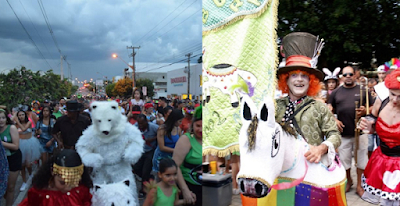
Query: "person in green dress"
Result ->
[[173, 106, 202, 206]]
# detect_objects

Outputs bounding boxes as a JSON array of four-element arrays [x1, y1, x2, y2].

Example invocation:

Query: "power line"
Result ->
[[134, 0, 199, 45], [141, 42, 201, 64], [5, 0, 53, 70], [132, 0, 190, 45], [37, 0, 61, 55], [137, 43, 201, 71], [139, 53, 201, 73], [37, 0, 73, 78], [18, 0, 55, 66], [156, 8, 201, 39]]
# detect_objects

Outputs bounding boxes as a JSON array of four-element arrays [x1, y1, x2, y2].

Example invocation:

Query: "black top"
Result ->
[[52, 115, 91, 147], [157, 106, 164, 116], [328, 85, 374, 136]]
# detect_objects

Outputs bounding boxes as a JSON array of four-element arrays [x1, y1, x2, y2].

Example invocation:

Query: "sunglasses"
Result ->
[[343, 73, 354, 77]]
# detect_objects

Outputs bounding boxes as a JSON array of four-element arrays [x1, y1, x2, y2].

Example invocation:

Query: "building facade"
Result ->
[[167, 64, 202, 100], [135, 72, 167, 99]]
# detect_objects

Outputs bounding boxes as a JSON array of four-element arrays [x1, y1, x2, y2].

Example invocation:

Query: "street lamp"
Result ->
[[112, 53, 135, 88]]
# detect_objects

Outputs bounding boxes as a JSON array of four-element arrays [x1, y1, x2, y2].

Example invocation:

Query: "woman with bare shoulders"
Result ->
[[359, 67, 400, 205], [0, 109, 21, 206], [14, 110, 42, 191]]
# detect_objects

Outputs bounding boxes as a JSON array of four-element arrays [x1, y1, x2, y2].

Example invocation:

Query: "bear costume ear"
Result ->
[[94, 185, 101, 191], [124, 180, 130, 187]]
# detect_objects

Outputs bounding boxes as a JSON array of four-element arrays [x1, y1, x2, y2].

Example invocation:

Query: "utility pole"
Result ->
[[127, 46, 140, 88], [185, 53, 192, 100], [60, 55, 63, 80]]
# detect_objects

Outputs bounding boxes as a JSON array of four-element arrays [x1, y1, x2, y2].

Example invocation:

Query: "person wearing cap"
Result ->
[[377, 65, 388, 83], [128, 105, 141, 125], [52, 100, 91, 150], [19, 149, 93, 205], [358, 67, 400, 205], [276, 32, 341, 172], [144, 103, 156, 122], [328, 65, 374, 195], [43, 100, 51, 108]]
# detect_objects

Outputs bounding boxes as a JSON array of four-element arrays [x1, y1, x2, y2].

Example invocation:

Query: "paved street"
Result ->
[[1, 157, 377, 206]]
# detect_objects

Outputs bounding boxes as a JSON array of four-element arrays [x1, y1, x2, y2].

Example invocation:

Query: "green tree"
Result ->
[[278, 0, 400, 70], [0, 66, 77, 109], [136, 78, 154, 98], [106, 83, 116, 97], [114, 77, 133, 98], [86, 82, 95, 92]]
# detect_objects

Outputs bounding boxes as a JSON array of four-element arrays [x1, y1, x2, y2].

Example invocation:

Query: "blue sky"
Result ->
[[0, 0, 202, 84]]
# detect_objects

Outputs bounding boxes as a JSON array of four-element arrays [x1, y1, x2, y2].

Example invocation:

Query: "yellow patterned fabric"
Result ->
[[52, 163, 84, 188], [202, 0, 279, 157]]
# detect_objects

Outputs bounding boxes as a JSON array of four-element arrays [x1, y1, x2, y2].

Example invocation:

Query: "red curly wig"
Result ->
[[278, 70, 322, 97]]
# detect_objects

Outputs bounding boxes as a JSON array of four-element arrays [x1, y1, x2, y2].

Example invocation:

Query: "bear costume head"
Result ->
[[92, 179, 134, 206], [90, 101, 126, 142]]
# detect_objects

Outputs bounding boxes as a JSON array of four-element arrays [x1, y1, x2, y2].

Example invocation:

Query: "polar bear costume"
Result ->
[[92, 179, 134, 206], [76, 101, 144, 205]]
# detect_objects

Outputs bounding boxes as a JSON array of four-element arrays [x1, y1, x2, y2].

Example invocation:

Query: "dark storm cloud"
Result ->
[[0, 0, 202, 81]]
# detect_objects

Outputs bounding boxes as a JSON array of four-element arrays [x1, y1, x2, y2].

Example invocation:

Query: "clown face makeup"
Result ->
[[287, 71, 310, 101]]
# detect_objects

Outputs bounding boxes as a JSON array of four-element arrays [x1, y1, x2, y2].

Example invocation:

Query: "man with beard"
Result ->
[[328, 65, 373, 196]]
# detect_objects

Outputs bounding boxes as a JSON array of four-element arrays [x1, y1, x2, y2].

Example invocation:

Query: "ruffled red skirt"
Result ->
[[362, 147, 400, 200]]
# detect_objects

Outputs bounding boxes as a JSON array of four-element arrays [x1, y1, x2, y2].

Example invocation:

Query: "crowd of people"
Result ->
[[1, 32, 400, 206], [0, 90, 202, 206]]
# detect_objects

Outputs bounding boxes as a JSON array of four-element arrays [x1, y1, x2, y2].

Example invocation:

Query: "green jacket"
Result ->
[[275, 96, 341, 149]]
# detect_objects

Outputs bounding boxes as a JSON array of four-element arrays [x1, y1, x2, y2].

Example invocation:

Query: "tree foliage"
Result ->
[[113, 77, 133, 98], [0, 66, 77, 109], [105, 83, 116, 97], [278, 0, 400, 70], [136, 78, 154, 98]]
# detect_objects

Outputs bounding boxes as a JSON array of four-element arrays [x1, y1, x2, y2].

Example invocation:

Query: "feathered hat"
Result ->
[[277, 32, 325, 81], [323, 67, 341, 82], [384, 58, 400, 71]]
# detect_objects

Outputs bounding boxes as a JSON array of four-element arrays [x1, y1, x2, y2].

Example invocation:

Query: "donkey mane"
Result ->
[[278, 122, 297, 137]]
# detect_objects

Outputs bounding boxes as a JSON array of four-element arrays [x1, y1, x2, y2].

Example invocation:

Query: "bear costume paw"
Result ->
[[82, 153, 104, 168]]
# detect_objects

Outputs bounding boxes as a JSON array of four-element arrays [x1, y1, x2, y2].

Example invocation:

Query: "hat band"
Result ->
[[286, 55, 311, 68]]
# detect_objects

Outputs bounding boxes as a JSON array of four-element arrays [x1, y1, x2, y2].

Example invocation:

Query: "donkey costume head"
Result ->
[[237, 95, 285, 197]]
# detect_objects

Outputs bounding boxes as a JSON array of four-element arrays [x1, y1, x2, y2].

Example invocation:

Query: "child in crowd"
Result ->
[[144, 158, 185, 206], [18, 149, 92, 206]]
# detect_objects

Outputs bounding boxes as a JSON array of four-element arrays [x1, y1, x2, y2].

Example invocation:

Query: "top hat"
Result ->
[[277, 32, 325, 81], [66, 100, 81, 112]]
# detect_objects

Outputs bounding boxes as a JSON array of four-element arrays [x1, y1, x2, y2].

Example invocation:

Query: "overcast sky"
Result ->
[[0, 0, 202, 84]]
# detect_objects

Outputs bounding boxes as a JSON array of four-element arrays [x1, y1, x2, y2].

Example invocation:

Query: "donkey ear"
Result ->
[[257, 96, 275, 128], [240, 95, 256, 121], [260, 104, 268, 121], [333, 67, 341, 76]]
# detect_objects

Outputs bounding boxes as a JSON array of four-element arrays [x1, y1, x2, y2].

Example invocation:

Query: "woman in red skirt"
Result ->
[[360, 66, 400, 205]]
